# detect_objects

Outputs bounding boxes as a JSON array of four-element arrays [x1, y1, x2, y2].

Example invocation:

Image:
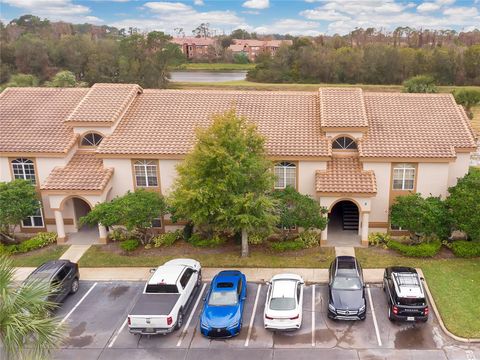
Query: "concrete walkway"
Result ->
[[59, 244, 91, 263], [334, 246, 356, 257]]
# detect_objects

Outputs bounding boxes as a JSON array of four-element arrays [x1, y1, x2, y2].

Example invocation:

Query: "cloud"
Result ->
[[443, 6, 478, 16], [300, 9, 350, 21], [242, 10, 260, 15], [144, 2, 192, 12], [242, 0, 269, 10], [417, 2, 441, 12], [193, 0, 204, 5], [255, 18, 322, 36]]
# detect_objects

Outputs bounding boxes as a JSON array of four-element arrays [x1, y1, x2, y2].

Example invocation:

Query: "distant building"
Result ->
[[229, 39, 293, 61], [171, 37, 216, 59]]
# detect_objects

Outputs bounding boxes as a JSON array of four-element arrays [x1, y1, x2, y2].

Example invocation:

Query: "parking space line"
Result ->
[[367, 285, 382, 347], [60, 282, 97, 325], [176, 282, 207, 347], [311, 284, 315, 347], [108, 317, 127, 348], [244, 283, 261, 347]]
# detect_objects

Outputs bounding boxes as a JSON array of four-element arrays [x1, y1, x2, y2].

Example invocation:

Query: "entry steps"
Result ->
[[342, 202, 359, 230]]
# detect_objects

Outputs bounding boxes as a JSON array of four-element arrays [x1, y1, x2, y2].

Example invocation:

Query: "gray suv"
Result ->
[[24, 260, 80, 304]]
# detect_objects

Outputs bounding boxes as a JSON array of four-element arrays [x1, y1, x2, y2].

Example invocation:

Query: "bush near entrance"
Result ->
[[386, 238, 442, 257], [449, 241, 480, 258]]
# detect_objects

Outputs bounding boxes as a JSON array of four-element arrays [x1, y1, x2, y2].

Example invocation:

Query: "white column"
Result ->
[[321, 223, 328, 244], [98, 224, 108, 244], [358, 213, 362, 235], [54, 210, 66, 243], [361, 212, 369, 245]]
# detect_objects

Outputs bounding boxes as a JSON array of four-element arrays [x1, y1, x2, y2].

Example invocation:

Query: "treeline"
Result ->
[[248, 39, 480, 85]]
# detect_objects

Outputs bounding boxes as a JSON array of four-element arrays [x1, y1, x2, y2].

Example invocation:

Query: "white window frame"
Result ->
[[81, 133, 103, 147], [332, 136, 357, 150], [22, 202, 44, 228], [392, 163, 415, 190], [11, 158, 36, 185], [134, 160, 158, 187], [274, 162, 296, 190]]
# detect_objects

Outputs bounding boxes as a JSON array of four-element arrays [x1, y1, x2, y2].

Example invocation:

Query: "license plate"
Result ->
[[145, 328, 155, 332], [407, 316, 415, 321]]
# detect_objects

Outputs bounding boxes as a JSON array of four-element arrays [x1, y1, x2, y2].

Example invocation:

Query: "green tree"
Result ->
[[0, 180, 39, 244], [271, 186, 327, 238], [80, 189, 166, 244], [452, 89, 480, 119], [403, 75, 438, 93], [45, 70, 78, 87], [0, 255, 65, 360], [169, 110, 278, 257], [5, 73, 39, 87], [463, 44, 480, 84], [55, 34, 94, 81], [14, 34, 50, 80], [390, 193, 450, 241], [446, 168, 480, 241]]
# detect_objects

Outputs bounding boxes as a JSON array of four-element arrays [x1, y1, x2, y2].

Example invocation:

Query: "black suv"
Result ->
[[383, 267, 429, 322], [328, 256, 366, 321], [24, 260, 80, 304]]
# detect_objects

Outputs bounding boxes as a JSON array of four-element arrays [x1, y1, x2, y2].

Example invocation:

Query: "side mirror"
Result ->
[[300, 281, 305, 285], [265, 281, 271, 285], [149, 268, 156, 274], [202, 297, 206, 301], [420, 277, 425, 281], [193, 269, 198, 273]]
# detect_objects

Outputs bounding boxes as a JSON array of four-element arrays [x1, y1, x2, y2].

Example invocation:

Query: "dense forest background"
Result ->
[[1, 15, 480, 88]]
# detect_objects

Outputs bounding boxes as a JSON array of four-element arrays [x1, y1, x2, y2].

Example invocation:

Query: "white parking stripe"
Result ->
[[244, 283, 261, 347], [176, 283, 207, 347], [367, 286, 382, 347], [311, 284, 315, 347], [60, 282, 97, 325], [108, 317, 127, 348]]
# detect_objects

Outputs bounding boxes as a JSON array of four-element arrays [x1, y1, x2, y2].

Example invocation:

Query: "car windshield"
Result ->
[[270, 297, 296, 311], [399, 297, 426, 306], [332, 276, 362, 290], [208, 290, 238, 306]]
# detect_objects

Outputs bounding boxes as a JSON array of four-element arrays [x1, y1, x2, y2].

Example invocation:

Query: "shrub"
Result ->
[[120, 239, 140, 252], [368, 232, 391, 246], [248, 230, 271, 245], [297, 231, 319, 248], [110, 228, 128, 242], [153, 230, 183, 247], [189, 233, 225, 247], [270, 239, 305, 252], [386, 238, 441, 257], [450, 241, 480, 258], [403, 75, 437, 93], [7, 232, 57, 254]]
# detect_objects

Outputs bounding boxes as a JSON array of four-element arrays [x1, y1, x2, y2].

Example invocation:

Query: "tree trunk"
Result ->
[[241, 228, 249, 258], [0, 231, 18, 245]]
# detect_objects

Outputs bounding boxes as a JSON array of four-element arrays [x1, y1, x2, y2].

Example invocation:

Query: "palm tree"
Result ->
[[0, 255, 65, 360]]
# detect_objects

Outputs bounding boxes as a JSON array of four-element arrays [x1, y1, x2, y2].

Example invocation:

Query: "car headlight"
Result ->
[[359, 304, 366, 313], [328, 303, 336, 312], [200, 321, 209, 329], [227, 322, 239, 330]]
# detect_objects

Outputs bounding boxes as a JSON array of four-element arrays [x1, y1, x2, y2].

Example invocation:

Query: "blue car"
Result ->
[[200, 270, 247, 338]]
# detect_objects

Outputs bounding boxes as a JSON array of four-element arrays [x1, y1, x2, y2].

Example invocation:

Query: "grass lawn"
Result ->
[[356, 247, 480, 338], [471, 104, 480, 133], [9, 245, 69, 267], [173, 63, 255, 71], [78, 241, 335, 268]]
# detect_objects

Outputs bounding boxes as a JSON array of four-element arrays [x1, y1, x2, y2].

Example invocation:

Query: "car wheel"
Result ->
[[388, 306, 394, 322], [176, 310, 184, 329], [70, 278, 79, 294]]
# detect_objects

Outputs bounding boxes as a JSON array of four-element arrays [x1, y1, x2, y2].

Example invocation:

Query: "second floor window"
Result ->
[[393, 163, 415, 190], [274, 162, 296, 189], [134, 160, 158, 187], [332, 136, 357, 150], [12, 158, 36, 185], [81, 133, 103, 147]]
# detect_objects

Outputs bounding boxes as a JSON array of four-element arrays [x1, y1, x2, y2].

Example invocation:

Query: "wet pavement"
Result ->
[[53, 281, 480, 360]]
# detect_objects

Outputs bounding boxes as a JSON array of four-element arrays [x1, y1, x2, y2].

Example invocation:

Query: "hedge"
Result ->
[[120, 239, 140, 252], [450, 241, 480, 258], [270, 239, 305, 252], [386, 239, 442, 257], [0, 232, 57, 255]]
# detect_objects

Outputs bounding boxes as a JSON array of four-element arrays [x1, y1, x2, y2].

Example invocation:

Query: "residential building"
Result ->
[[0, 85, 476, 245], [229, 39, 293, 61], [171, 37, 216, 59]]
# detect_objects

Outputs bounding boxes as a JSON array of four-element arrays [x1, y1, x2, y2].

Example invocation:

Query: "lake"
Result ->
[[170, 71, 247, 83]]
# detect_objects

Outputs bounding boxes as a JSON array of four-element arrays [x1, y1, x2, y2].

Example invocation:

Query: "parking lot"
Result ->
[[53, 280, 480, 360]]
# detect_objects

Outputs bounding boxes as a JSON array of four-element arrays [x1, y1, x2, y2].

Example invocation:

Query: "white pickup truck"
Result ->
[[128, 258, 202, 335]]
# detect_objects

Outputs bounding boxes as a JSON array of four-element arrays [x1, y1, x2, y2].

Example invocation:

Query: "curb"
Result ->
[[418, 268, 480, 344]]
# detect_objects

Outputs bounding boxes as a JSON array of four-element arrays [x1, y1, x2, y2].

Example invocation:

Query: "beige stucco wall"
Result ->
[[0, 157, 10, 182], [159, 160, 181, 195], [325, 131, 364, 140], [102, 158, 135, 199], [73, 126, 114, 136], [362, 162, 391, 223], [417, 162, 450, 198], [298, 161, 327, 198], [448, 153, 470, 188]]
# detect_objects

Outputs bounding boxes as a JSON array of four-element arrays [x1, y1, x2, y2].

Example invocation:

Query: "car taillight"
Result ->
[[424, 306, 429, 316], [127, 317, 131, 326], [290, 314, 299, 320], [393, 305, 398, 315], [265, 315, 273, 320], [167, 316, 173, 326]]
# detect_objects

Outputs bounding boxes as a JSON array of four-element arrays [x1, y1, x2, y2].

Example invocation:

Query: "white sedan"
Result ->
[[264, 273, 304, 330]]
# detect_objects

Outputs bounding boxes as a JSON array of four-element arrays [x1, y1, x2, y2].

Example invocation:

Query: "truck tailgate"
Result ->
[[129, 293, 180, 317]]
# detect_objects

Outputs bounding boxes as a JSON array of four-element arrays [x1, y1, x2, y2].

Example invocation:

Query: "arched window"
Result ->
[[81, 133, 103, 147], [11, 158, 36, 185], [134, 160, 158, 187], [274, 162, 296, 189], [332, 136, 357, 150]]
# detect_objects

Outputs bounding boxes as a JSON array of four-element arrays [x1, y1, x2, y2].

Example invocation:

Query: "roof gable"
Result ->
[[319, 88, 368, 129]]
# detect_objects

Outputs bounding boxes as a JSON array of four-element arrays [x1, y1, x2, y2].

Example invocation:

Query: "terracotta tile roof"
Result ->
[[97, 90, 330, 157], [171, 37, 215, 46], [65, 83, 142, 124], [360, 93, 477, 158], [315, 156, 377, 194], [41, 152, 113, 191], [0, 87, 88, 154], [319, 88, 368, 128]]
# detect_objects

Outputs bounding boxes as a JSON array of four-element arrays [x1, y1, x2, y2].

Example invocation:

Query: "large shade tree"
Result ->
[[169, 109, 278, 257]]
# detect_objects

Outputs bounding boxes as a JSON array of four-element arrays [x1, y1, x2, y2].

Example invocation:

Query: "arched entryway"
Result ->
[[68, 197, 99, 244], [327, 200, 361, 246]]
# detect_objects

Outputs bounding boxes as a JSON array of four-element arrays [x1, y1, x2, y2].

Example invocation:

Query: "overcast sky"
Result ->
[[1, 0, 479, 36]]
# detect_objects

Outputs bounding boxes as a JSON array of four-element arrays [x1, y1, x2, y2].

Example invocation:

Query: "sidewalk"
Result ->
[[13, 266, 385, 284], [59, 244, 91, 263]]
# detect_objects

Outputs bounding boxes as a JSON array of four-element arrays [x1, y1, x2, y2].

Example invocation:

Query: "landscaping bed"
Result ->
[[9, 245, 68, 267], [78, 240, 335, 268]]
